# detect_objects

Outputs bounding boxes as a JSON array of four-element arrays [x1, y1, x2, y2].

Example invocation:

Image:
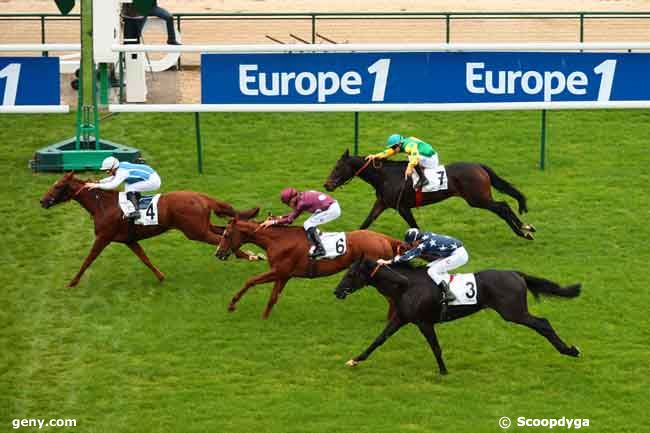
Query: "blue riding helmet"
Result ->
[[386, 134, 403, 148], [404, 228, 422, 244]]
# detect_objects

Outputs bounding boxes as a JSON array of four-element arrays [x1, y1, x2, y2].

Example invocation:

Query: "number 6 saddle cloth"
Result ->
[[308, 232, 347, 260], [444, 273, 479, 306], [411, 166, 449, 192], [118, 192, 162, 226]]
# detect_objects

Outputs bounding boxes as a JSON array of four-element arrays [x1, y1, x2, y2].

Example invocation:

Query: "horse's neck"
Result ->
[[372, 269, 408, 299], [241, 224, 301, 249], [353, 158, 387, 189], [74, 188, 116, 217]]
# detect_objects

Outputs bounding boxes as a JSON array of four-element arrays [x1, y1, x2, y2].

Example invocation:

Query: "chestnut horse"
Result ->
[[215, 218, 405, 319], [40, 172, 261, 287], [324, 150, 535, 240]]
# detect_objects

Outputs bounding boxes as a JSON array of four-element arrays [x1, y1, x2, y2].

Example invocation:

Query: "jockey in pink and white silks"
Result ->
[[259, 188, 341, 259], [85, 156, 162, 220], [378, 228, 469, 304]]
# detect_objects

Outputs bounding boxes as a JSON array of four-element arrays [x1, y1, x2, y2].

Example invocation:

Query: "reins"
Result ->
[[342, 158, 381, 186]]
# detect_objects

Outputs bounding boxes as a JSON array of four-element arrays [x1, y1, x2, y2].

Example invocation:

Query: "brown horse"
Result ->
[[40, 172, 261, 287], [215, 218, 405, 319], [324, 150, 535, 240]]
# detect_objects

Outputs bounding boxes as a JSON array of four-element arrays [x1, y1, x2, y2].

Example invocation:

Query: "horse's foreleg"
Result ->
[[347, 317, 404, 367], [127, 242, 165, 282], [261, 279, 289, 320], [359, 199, 386, 229], [416, 322, 448, 375], [66, 237, 111, 287], [397, 206, 419, 229], [229, 270, 278, 312]]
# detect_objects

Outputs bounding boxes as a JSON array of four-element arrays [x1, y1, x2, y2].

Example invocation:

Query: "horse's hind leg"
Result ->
[[517, 313, 580, 357], [416, 322, 448, 375], [477, 199, 532, 240], [67, 237, 111, 287], [127, 242, 165, 282]]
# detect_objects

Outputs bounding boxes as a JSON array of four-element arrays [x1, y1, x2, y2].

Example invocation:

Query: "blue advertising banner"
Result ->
[[201, 52, 650, 104], [0, 57, 60, 106]]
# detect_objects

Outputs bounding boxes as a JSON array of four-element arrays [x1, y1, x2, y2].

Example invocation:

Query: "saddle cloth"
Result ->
[[443, 273, 478, 306], [411, 166, 448, 192], [309, 232, 347, 259], [118, 192, 161, 225]]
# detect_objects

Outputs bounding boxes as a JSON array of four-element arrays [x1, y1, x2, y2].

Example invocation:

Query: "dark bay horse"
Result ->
[[324, 150, 535, 240], [40, 172, 261, 287], [215, 218, 405, 319], [334, 258, 581, 374]]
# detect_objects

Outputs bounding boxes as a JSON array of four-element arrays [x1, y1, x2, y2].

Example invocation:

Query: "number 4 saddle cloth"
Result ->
[[411, 166, 449, 192], [309, 232, 347, 260], [118, 192, 162, 226], [444, 273, 479, 306]]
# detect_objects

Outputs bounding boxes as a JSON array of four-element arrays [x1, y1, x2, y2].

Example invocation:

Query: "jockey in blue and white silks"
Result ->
[[377, 228, 469, 303], [85, 156, 161, 219]]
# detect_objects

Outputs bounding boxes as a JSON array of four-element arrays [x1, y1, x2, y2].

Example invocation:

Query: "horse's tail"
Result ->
[[203, 196, 260, 220], [480, 164, 528, 214], [517, 272, 581, 300]]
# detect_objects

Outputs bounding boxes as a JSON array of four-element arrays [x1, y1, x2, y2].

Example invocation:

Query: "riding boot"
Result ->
[[126, 191, 141, 220], [439, 280, 456, 303], [414, 165, 429, 190], [306, 227, 326, 259]]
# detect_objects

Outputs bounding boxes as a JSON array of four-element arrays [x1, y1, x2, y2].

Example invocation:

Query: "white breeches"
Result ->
[[419, 154, 439, 169], [124, 172, 161, 193], [426, 246, 469, 284], [303, 201, 341, 230]]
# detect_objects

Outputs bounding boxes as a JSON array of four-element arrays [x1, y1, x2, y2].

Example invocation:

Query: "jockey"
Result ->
[[377, 228, 469, 304], [259, 188, 341, 259], [85, 156, 161, 220], [366, 134, 439, 190]]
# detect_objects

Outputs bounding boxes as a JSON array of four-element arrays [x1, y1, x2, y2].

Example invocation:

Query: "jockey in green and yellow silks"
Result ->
[[366, 134, 440, 190]]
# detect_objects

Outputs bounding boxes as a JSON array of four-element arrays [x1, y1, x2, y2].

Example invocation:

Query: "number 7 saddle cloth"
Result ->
[[411, 166, 449, 192]]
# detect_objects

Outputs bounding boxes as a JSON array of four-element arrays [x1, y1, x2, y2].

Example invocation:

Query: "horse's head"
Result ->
[[333, 256, 375, 300], [324, 149, 357, 191], [40, 172, 82, 209], [215, 217, 245, 260]]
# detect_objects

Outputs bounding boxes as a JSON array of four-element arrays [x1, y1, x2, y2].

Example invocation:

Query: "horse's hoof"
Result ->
[[568, 346, 581, 357], [157, 273, 166, 283], [440, 369, 449, 376], [227, 303, 236, 312], [524, 232, 535, 240], [346, 359, 359, 367], [524, 224, 537, 233], [66, 281, 79, 288]]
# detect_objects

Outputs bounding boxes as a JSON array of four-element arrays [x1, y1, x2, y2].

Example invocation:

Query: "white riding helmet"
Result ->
[[100, 156, 120, 171]]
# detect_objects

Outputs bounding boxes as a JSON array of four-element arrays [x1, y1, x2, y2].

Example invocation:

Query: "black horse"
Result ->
[[324, 150, 535, 240], [334, 258, 581, 374]]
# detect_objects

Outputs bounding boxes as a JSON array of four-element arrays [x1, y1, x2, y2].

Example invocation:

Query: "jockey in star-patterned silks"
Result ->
[[378, 228, 469, 304], [259, 188, 341, 259], [85, 156, 161, 220], [366, 134, 440, 190]]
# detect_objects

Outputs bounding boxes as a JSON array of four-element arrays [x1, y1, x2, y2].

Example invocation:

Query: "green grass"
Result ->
[[1, 110, 649, 433]]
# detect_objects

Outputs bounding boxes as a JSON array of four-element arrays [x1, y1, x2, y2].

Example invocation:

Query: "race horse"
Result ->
[[334, 257, 581, 374], [324, 150, 535, 240], [40, 172, 261, 287], [215, 218, 405, 319]]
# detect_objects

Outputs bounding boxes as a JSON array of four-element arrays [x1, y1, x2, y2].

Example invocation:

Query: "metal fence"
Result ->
[[2, 11, 650, 63]]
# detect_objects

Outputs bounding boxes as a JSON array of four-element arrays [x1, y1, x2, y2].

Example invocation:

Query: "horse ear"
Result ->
[[343, 149, 350, 158]]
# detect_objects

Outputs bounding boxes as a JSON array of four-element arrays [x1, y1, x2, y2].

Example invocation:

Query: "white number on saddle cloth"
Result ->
[[411, 166, 448, 192], [311, 232, 347, 259], [118, 193, 161, 226], [445, 273, 478, 306]]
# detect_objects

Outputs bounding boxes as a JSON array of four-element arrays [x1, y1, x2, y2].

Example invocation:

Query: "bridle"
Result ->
[[340, 158, 382, 186]]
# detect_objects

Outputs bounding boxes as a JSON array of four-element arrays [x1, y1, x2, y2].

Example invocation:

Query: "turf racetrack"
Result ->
[[1, 110, 648, 433]]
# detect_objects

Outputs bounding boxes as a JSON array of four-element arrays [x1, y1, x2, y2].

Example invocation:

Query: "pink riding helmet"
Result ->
[[280, 187, 298, 204]]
